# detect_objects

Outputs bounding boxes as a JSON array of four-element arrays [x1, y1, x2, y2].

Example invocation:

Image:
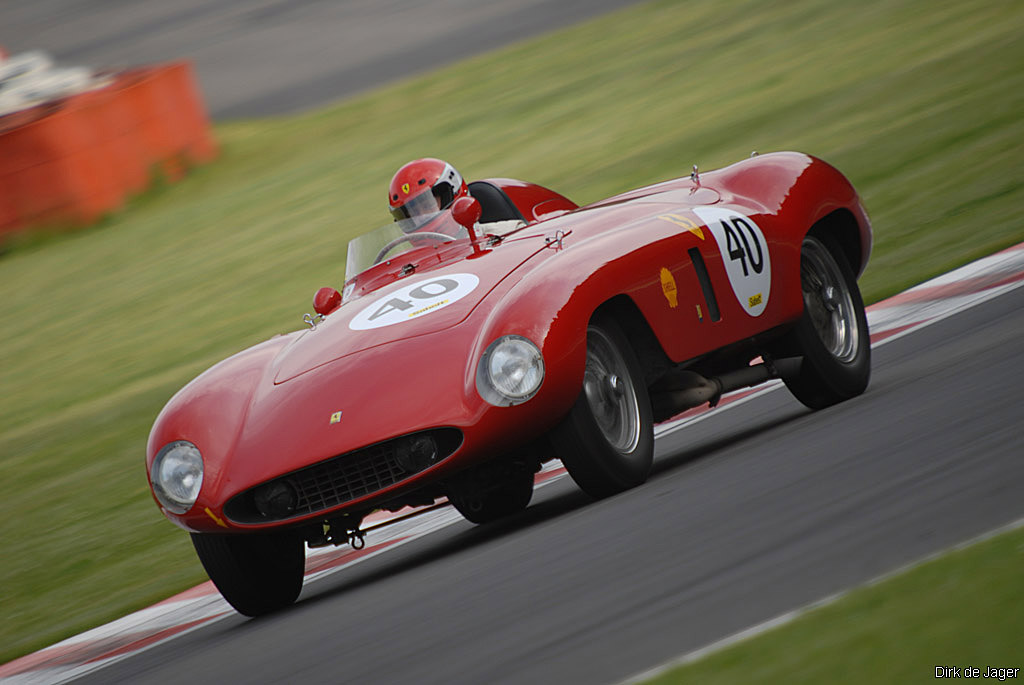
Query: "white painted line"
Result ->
[[617, 515, 1024, 685]]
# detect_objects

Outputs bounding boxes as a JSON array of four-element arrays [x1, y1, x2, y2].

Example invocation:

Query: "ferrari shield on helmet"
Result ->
[[388, 158, 468, 230]]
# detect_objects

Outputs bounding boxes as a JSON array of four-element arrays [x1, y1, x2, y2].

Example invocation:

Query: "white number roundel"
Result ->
[[349, 273, 480, 330], [692, 207, 771, 317]]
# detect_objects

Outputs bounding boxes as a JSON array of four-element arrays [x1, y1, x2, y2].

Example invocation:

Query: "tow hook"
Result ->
[[314, 513, 367, 550], [347, 529, 366, 550]]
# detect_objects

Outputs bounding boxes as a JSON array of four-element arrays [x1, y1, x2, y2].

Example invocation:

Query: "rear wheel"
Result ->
[[783, 235, 870, 409], [551, 314, 654, 498], [191, 530, 304, 616]]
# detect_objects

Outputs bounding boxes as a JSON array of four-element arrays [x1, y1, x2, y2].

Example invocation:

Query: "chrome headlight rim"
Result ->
[[476, 334, 545, 407], [150, 440, 204, 515]]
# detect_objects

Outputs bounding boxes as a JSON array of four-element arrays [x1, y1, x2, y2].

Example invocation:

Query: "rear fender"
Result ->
[[712, 153, 871, 277]]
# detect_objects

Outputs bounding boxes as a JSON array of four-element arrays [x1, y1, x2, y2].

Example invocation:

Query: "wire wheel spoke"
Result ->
[[584, 330, 640, 453], [802, 242, 858, 362]]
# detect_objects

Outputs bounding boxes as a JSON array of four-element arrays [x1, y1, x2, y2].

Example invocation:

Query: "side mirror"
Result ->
[[313, 287, 342, 316], [451, 195, 482, 230]]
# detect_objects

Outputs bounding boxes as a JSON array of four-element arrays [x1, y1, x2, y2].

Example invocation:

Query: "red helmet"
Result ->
[[388, 158, 468, 226]]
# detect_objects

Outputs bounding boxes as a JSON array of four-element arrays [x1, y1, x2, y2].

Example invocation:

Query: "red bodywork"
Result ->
[[147, 152, 871, 533]]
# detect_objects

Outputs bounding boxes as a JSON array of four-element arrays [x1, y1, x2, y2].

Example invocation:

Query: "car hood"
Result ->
[[271, 233, 554, 384]]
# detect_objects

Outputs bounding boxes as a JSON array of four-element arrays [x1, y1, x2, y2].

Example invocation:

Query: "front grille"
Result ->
[[224, 428, 462, 524]]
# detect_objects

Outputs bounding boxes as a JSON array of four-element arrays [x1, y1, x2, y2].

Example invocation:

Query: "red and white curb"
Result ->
[[3, 242, 1023, 685]]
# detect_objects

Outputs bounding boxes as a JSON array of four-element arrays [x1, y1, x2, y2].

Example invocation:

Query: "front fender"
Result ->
[[465, 235, 653, 423], [146, 333, 298, 524]]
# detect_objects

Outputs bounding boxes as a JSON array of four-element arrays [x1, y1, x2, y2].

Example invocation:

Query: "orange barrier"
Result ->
[[0, 61, 216, 237]]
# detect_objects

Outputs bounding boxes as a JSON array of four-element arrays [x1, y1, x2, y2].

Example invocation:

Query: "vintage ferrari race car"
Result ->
[[147, 151, 872, 615]]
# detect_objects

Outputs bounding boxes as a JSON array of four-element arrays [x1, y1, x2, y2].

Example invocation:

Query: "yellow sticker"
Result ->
[[330, 411, 343, 424], [401, 182, 410, 194], [748, 293, 763, 308], [660, 268, 679, 308], [407, 299, 449, 318], [658, 213, 705, 240], [696, 304, 703, 321], [204, 507, 228, 529]]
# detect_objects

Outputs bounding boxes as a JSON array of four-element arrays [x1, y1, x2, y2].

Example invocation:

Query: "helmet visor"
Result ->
[[390, 190, 443, 227]]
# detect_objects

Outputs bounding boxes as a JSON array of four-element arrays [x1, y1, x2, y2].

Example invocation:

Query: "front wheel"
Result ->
[[783, 235, 871, 409], [191, 530, 305, 617], [551, 314, 654, 498]]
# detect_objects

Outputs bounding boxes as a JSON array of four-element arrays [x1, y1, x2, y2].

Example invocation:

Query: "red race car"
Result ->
[[147, 151, 872, 615]]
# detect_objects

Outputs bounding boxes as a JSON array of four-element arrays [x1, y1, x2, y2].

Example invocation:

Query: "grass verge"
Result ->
[[642, 523, 1024, 684], [1, 0, 1023, 664]]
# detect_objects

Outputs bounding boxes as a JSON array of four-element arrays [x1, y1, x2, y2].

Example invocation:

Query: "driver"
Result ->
[[388, 158, 469, 233]]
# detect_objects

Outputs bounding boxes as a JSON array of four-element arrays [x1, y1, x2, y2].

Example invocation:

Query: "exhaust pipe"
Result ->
[[651, 357, 801, 419]]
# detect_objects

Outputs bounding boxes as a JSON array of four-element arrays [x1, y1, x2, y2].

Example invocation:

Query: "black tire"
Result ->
[[551, 314, 654, 498], [191, 530, 305, 617], [447, 467, 534, 524], [783, 234, 871, 409]]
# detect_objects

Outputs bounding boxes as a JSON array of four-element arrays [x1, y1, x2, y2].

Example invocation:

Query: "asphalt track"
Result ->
[[72, 285, 1024, 683], [0, 0, 646, 119]]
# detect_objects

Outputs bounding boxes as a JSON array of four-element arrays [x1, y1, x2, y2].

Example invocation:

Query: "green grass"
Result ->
[[644, 523, 1024, 684], [1, 0, 1023, 664]]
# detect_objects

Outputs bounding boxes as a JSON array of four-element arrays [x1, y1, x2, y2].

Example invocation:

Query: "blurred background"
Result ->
[[1, 0, 646, 118], [1, 0, 1022, 670]]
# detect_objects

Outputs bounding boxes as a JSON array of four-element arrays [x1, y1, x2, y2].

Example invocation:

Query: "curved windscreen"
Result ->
[[344, 210, 469, 283]]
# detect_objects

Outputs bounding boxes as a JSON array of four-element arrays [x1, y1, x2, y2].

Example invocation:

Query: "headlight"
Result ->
[[476, 335, 545, 406], [150, 441, 204, 514]]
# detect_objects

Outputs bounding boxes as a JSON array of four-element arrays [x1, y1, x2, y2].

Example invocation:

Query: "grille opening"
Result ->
[[224, 428, 463, 524]]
